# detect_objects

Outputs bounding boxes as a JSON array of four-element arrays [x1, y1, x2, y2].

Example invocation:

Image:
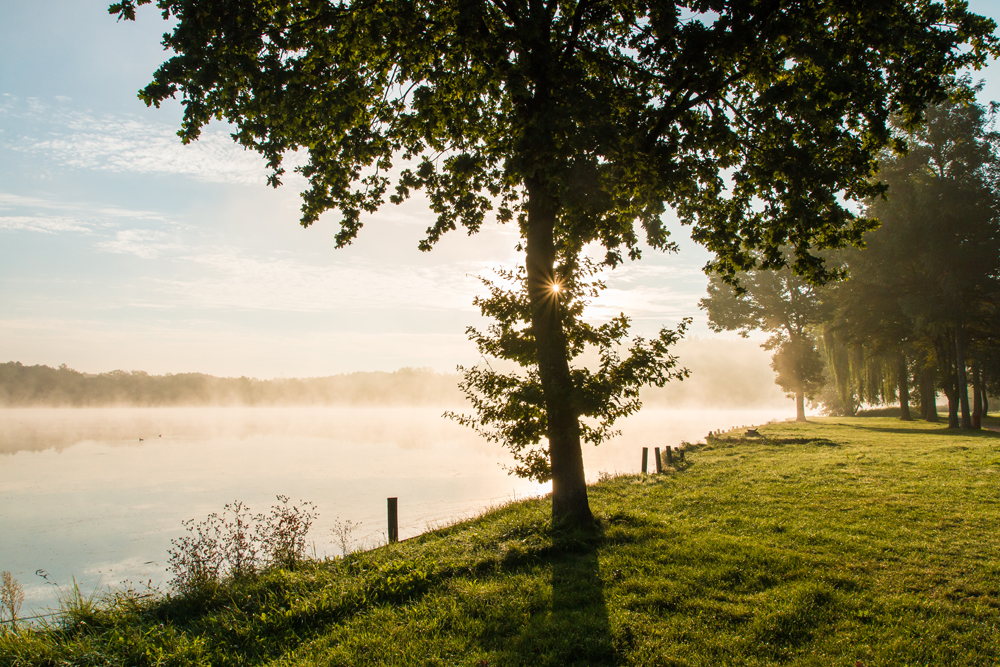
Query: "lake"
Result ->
[[0, 405, 792, 615]]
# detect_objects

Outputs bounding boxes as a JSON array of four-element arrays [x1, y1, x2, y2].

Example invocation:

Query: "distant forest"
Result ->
[[0, 363, 464, 407]]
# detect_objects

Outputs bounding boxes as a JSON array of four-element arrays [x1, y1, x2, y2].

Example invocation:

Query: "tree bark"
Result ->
[[937, 337, 959, 428], [524, 179, 593, 527], [919, 365, 938, 421], [946, 385, 960, 428], [795, 390, 806, 422], [972, 361, 983, 430], [955, 325, 972, 429], [897, 352, 912, 421]]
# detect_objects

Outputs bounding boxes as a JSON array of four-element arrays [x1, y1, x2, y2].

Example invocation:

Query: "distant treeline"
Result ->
[[0, 362, 464, 407]]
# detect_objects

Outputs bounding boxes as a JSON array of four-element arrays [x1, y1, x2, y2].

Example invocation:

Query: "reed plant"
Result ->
[[0, 572, 24, 633]]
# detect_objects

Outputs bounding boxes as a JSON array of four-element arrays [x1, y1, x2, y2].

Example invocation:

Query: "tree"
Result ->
[[447, 262, 689, 482], [832, 85, 1000, 428], [112, 0, 997, 526], [701, 267, 826, 421], [821, 254, 920, 421]]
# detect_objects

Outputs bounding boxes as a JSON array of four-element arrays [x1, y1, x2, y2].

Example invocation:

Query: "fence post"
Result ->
[[387, 497, 398, 543], [654, 447, 662, 473], [665, 446, 673, 466], [679, 448, 685, 463], [641, 447, 648, 474]]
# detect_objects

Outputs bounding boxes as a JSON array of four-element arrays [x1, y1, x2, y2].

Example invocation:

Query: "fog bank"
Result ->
[[0, 338, 785, 409]]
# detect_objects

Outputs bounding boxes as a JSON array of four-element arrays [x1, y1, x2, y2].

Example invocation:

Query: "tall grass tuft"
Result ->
[[54, 577, 101, 630]]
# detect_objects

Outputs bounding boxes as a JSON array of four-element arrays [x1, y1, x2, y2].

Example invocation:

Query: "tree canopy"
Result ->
[[113, 0, 998, 525], [827, 85, 1000, 426]]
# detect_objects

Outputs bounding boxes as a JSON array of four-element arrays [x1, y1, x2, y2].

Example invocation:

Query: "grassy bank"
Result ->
[[3, 416, 1000, 666]]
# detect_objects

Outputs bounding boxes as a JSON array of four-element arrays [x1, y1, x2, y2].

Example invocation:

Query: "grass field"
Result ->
[[3, 416, 1000, 666]]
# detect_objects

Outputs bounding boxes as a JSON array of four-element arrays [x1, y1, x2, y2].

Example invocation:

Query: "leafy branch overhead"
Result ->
[[447, 262, 689, 482], [110, 0, 997, 281]]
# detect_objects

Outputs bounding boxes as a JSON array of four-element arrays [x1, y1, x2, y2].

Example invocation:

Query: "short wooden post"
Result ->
[[641, 447, 648, 474], [665, 446, 673, 466], [679, 448, 685, 463], [654, 447, 662, 473], [387, 497, 398, 543]]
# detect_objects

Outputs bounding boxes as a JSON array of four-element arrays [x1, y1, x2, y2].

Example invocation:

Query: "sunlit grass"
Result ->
[[2, 416, 999, 666]]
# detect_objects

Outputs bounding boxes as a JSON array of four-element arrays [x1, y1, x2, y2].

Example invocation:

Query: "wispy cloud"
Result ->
[[150, 248, 487, 313], [587, 285, 703, 322], [96, 229, 182, 259], [0, 192, 175, 225], [3, 97, 283, 186], [0, 215, 93, 234], [0, 191, 187, 257]]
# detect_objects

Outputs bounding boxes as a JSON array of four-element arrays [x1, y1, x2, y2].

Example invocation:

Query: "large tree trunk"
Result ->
[[937, 337, 959, 428], [955, 325, 972, 430], [919, 365, 938, 421], [897, 352, 912, 421], [946, 385, 960, 428], [795, 390, 806, 422], [524, 179, 592, 527]]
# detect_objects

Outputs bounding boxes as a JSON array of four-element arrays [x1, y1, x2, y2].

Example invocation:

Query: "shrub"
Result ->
[[260, 495, 318, 569], [167, 496, 318, 594]]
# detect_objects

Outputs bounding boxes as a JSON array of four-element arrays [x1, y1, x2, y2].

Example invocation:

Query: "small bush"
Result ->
[[261, 495, 318, 569], [167, 496, 318, 594]]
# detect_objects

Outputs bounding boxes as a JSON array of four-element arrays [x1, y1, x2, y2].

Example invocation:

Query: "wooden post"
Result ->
[[387, 497, 398, 543], [654, 447, 662, 473], [679, 448, 685, 463], [641, 447, 648, 474], [665, 446, 673, 466]]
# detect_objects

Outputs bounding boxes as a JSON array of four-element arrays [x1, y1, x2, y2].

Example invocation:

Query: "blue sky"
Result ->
[[1, 1, 998, 378]]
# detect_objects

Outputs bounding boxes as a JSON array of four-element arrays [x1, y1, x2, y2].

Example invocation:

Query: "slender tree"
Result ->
[[113, 0, 997, 524], [701, 267, 826, 421]]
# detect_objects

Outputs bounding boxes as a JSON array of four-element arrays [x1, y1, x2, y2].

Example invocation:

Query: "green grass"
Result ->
[[4, 416, 1000, 666]]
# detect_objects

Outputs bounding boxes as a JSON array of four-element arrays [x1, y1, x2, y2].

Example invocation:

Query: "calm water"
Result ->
[[0, 405, 792, 614]]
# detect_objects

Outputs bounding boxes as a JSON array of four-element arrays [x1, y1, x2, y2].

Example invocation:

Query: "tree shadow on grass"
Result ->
[[497, 526, 618, 667]]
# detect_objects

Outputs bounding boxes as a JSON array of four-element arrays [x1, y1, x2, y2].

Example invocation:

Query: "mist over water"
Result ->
[[0, 403, 794, 616]]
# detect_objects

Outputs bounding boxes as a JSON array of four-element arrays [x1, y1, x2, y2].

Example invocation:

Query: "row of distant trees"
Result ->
[[701, 86, 1000, 428], [0, 363, 462, 407]]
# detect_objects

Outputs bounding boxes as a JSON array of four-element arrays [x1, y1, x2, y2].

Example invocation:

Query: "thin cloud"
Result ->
[[0, 215, 93, 234], [0, 192, 176, 226], [96, 229, 181, 259], [3, 97, 286, 186], [0, 191, 189, 258], [587, 285, 702, 322], [152, 248, 487, 313]]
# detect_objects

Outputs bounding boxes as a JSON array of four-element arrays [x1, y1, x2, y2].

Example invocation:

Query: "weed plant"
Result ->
[[0, 572, 24, 633], [168, 496, 317, 594], [2, 417, 1000, 666], [330, 518, 364, 557]]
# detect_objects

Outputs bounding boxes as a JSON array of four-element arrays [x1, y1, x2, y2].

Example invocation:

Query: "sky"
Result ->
[[1, 1, 998, 379]]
